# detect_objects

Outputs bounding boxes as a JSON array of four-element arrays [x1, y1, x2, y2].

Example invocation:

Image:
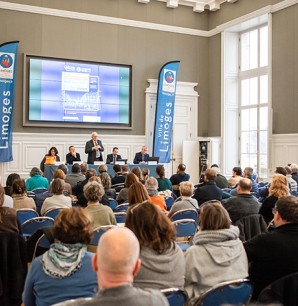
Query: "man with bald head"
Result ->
[[65, 227, 169, 306], [222, 178, 261, 224]]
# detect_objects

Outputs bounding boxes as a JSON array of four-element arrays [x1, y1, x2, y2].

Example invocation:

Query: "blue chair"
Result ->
[[161, 288, 187, 306], [170, 209, 198, 222], [114, 203, 129, 212], [172, 219, 197, 252], [31, 188, 48, 195], [16, 208, 38, 225], [194, 279, 253, 306], [257, 271, 298, 305], [108, 198, 118, 210], [114, 212, 126, 223], [44, 208, 66, 219], [89, 225, 116, 246], [31, 233, 52, 260], [165, 196, 174, 211], [21, 217, 55, 237]]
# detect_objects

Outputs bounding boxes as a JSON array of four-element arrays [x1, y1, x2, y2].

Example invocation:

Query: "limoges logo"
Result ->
[[162, 69, 176, 93], [0, 52, 15, 79]]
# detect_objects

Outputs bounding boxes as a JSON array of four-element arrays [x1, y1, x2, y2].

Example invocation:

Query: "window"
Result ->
[[239, 25, 269, 178]]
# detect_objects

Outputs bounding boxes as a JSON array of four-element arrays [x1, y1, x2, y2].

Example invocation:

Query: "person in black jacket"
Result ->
[[244, 196, 298, 300], [66, 146, 81, 164]]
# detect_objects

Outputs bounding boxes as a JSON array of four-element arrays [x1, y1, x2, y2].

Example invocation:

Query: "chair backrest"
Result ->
[[234, 214, 267, 241], [171, 208, 198, 222], [114, 203, 129, 212], [44, 208, 65, 219], [194, 279, 253, 306], [89, 225, 116, 246], [161, 288, 187, 306], [172, 219, 197, 243], [31, 188, 49, 194], [114, 212, 126, 223], [258, 272, 298, 306], [16, 208, 39, 225], [21, 217, 55, 236], [108, 198, 118, 210], [165, 196, 174, 211]]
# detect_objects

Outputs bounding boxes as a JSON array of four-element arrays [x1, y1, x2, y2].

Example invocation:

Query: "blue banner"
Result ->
[[0, 41, 19, 162], [153, 61, 180, 163]]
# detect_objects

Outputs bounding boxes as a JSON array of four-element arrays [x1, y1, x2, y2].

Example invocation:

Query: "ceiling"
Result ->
[[138, 0, 238, 12]]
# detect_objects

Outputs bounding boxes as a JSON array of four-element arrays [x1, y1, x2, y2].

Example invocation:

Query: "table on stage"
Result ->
[[44, 164, 159, 182]]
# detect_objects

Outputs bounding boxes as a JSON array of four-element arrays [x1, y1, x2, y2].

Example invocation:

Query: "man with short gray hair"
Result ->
[[222, 178, 261, 223]]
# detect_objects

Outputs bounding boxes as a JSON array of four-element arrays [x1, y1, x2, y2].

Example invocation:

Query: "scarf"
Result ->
[[193, 225, 240, 245], [42, 242, 86, 279]]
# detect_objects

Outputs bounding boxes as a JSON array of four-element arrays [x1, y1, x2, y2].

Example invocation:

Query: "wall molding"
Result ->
[[0, 0, 296, 37]]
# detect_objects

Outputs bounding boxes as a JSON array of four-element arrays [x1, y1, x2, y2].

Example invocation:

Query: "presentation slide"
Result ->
[[28, 57, 131, 125]]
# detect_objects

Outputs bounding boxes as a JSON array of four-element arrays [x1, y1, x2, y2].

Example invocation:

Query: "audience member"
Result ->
[[76, 175, 110, 208], [145, 177, 167, 212], [168, 181, 198, 218], [141, 168, 150, 182], [133, 146, 149, 164], [26, 167, 49, 191], [5, 172, 20, 195], [97, 164, 108, 175], [0, 184, 19, 233], [128, 182, 150, 206], [11, 178, 36, 210], [84, 181, 116, 228], [170, 164, 190, 197], [285, 165, 297, 192], [222, 178, 260, 223], [85, 132, 104, 164], [50, 169, 72, 196], [106, 147, 122, 164], [99, 172, 116, 199], [131, 166, 144, 184], [290, 163, 298, 184], [40, 146, 60, 173], [185, 201, 248, 304], [259, 174, 290, 224], [73, 169, 97, 198], [228, 166, 242, 188], [126, 201, 185, 290], [66, 145, 81, 164], [156, 165, 172, 191], [57, 163, 68, 175], [59, 227, 169, 306], [192, 168, 223, 206], [111, 164, 125, 187], [121, 164, 130, 176], [117, 173, 139, 204], [211, 164, 229, 189], [80, 162, 88, 176], [65, 163, 85, 189], [244, 196, 298, 299], [230, 167, 259, 197], [22, 208, 98, 306], [41, 178, 72, 215]]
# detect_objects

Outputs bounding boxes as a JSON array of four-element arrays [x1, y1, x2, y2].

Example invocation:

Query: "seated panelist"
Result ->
[[133, 146, 149, 164], [106, 147, 122, 164], [66, 146, 81, 164]]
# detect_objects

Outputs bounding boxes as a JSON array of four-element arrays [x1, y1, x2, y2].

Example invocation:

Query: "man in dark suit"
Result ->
[[66, 146, 81, 164], [106, 147, 122, 164], [85, 132, 104, 164], [133, 146, 149, 164]]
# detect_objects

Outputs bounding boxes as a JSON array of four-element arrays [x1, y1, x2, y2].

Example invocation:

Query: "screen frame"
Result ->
[[23, 54, 133, 130]]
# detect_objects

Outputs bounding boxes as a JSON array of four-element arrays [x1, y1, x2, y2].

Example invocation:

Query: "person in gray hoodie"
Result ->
[[185, 201, 248, 305], [125, 200, 185, 290]]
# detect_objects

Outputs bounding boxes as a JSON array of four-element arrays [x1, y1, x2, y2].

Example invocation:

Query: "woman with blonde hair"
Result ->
[[99, 172, 116, 199], [125, 201, 185, 290], [259, 173, 290, 224], [185, 201, 248, 304], [23, 207, 97, 306]]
